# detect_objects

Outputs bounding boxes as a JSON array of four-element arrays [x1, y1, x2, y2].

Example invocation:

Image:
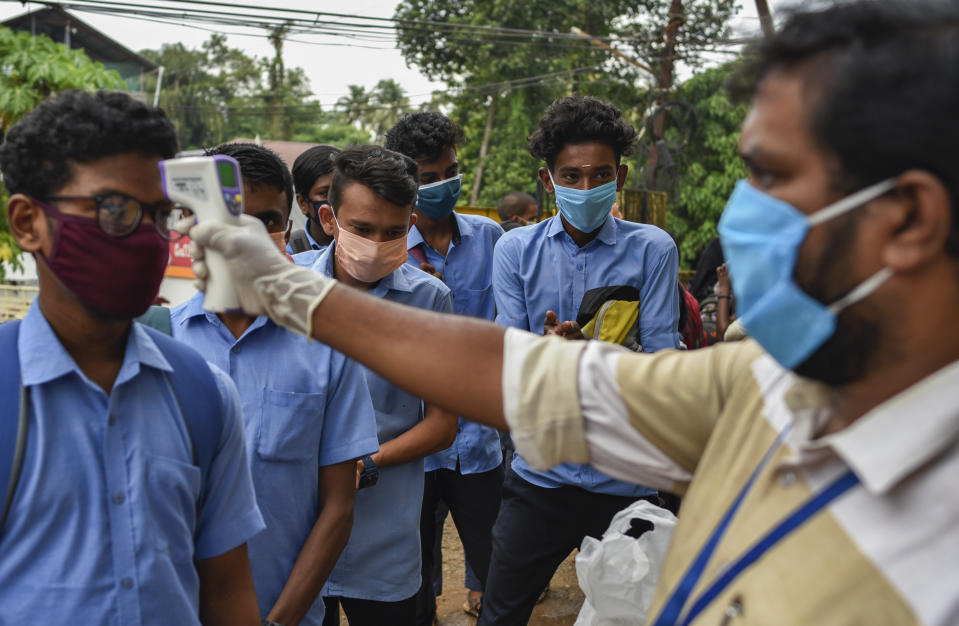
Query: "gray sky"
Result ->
[[1, 0, 778, 108]]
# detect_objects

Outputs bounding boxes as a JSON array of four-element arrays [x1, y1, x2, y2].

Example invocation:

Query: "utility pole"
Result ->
[[644, 0, 684, 191], [755, 0, 775, 39], [470, 87, 500, 206], [569, 27, 657, 76]]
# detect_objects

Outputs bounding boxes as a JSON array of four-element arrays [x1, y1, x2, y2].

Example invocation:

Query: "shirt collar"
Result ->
[[408, 211, 469, 251], [19, 301, 172, 387], [544, 214, 617, 246], [813, 359, 959, 495], [175, 292, 271, 335], [317, 243, 413, 295], [303, 219, 322, 250], [782, 357, 959, 495]]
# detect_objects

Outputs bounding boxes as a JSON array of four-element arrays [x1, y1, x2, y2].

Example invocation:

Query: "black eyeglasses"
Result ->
[[43, 193, 191, 240]]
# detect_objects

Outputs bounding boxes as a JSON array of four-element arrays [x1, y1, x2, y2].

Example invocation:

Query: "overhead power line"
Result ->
[[22, 0, 753, 50]]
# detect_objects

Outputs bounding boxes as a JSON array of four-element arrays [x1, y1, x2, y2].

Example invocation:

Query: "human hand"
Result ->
[[180, 214, 336, 336], [543, 310, 586, 340], [716, 263, 731, 297], [419, 262, 443, 281]]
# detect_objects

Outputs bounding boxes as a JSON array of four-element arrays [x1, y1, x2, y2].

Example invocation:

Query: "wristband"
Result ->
[[358, 454, 379, 489]]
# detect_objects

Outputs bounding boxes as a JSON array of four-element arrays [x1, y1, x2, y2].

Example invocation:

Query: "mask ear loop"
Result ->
[[807, 179, 897, 226], [827, 267, 894, 314]]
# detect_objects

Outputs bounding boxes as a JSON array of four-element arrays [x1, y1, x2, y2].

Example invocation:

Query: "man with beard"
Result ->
[[182, 1, 959, 622]]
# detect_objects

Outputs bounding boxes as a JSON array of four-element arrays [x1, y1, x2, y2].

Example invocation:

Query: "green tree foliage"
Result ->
[[663, 62, 748, 268], [141, 33, 317, 149], [369, 79, 412, 142], [0, 26, 125, 131], [394, 0, 737, 207], [0, 26, 125, 277], [336, 85, 371, 129]]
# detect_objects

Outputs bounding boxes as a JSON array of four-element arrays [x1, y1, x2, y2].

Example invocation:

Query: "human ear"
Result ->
[[878, 170, 952, 272], [295, 194, 311, 217], [318, 204, 336, 236], [7, 195, 49, 253], [538, 167, 554, 194], [408, 212, 417, 230], [616, 164, 629, 191]]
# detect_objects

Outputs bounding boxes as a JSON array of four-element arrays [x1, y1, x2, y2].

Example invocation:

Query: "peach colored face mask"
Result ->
[[333, 213, 409, 283]]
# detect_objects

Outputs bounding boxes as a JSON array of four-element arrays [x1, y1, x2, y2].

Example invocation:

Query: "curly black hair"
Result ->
[[384, 112, 466, 163], [292, 144, 341, 199], [329, 146, 418, 213], [528, 96, 637, 171], [206, 142, 294, 209], [0, 90, 178, 199]]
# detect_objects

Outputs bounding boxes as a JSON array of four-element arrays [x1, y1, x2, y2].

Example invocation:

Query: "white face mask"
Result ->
[[332, 212, 409, 283]]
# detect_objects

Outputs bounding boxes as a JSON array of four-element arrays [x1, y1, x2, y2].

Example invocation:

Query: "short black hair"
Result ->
[[497, 191, 537, 221], [292, 144, 340, 198], [528, 96, 637, 171], [0, 90, 178, 199], [206, 142, 294, 211], [329, 146, 419, 213], [733, 0, 959, 257], [384, 112, 466, 163]]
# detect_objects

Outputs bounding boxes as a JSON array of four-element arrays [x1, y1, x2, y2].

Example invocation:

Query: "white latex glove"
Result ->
[[177, 214, 336, 336]]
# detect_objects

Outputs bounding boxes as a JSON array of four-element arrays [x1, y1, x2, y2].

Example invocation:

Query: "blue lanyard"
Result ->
[[652, 427, 860, 626]]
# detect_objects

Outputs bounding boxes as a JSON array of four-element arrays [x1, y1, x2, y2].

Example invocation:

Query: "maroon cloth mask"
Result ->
[[38, 202, 169, 318]]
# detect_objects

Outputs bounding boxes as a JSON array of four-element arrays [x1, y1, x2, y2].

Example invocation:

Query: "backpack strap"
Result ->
[[0, 320, 27, 534], [140, 327, 225, 495], [289, 229, 312, 254]]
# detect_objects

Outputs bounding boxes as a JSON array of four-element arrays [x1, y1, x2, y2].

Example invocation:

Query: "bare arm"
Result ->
[[715, 263, 732, 341], [367, 403, 457, 470], [266, 460, 357, 626], [196, 544, 260, 626], [305, 286, 508, 430]]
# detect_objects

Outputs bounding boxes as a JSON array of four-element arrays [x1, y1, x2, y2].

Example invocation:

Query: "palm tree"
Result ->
[[336, 84, 371, 130], [369, 79, 410, 142]]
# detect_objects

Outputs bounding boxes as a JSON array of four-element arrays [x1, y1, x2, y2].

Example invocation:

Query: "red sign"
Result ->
[[166, 237, 195, 278]]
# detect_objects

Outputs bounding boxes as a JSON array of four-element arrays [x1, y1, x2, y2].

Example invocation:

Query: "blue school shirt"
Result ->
[[407, 212, 504, 475], [292, 247, 326, 269], [171, 294, 379, 625], [492, 215, 680, 497], [0, 302, 264, 625], [286, 218, 325, 254], [312, 244, 454, 602]]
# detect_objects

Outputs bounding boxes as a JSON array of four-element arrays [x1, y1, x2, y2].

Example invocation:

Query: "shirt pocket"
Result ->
[[255, 388, 325, 462], [146, 454, 202, 564], [452, 285, 492, 317]]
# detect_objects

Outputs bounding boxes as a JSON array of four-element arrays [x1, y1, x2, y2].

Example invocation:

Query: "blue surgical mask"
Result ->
[[548, 171, 616, 233], [718, 179, 896, 370], [417, 174, 463, 219]]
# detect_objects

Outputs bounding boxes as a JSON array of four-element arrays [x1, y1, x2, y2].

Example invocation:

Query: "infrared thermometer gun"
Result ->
[[159, 155, 244, 312]]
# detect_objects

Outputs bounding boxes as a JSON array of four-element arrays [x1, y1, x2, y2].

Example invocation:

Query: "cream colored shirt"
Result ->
[[502, 330, 959, 625]]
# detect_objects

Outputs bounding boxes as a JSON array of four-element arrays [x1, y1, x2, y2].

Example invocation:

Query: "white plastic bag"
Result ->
[[575, 500, 677, 625]]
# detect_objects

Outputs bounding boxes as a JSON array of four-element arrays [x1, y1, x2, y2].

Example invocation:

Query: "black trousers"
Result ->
[[323, 594, 417, 626], [415, 464, 504, 625], [478, 467, 655, 625]]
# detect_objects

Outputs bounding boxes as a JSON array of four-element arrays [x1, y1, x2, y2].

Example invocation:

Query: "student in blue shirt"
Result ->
[[309, 146, 457, 626], [172, 142, 380, 626], [288, 144, 339, 258], [486, 96, 680, 624], [384, 112, 505, 624], [0, 90, 265, 625]]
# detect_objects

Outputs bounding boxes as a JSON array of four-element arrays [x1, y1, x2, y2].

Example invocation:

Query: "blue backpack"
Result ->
[[0, 315, 223, 535]]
